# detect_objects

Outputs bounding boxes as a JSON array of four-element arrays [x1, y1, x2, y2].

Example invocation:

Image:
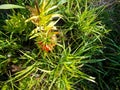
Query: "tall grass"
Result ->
[[96, 2, 120, 89]]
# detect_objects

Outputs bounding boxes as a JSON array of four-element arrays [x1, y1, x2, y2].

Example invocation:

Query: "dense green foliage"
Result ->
[[0, 0, 120, 90]]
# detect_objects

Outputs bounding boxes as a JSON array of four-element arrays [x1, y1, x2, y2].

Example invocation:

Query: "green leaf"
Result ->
[[81, 59, 106, 64], [0, 4, 25, 9], [1, 84, 9, 90], [0, 55, 6, 59], [58, 0, 67, 5]]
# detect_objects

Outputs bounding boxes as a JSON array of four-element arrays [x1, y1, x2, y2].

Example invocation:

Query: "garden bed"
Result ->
[[0, 0, 120, 90]]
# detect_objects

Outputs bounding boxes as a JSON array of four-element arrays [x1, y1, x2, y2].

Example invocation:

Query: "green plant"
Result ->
[[3, 13, 27, 34], [0, 0, 115, 90], [25, 0, 62, 52]]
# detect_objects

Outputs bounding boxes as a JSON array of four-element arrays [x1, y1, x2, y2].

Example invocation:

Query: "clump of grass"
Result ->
[[95, 1, 120, 89]]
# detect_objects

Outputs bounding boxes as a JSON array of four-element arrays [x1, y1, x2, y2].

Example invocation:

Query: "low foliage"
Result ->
[[0, 0, 119, 90]]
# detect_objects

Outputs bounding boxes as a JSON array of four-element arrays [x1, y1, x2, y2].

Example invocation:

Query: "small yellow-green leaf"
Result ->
[[1, 84, 9, 90], [45, 5, 58, 13]]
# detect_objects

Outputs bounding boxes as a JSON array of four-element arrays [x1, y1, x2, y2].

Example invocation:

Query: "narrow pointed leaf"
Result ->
[[0, 4, 25, 9]]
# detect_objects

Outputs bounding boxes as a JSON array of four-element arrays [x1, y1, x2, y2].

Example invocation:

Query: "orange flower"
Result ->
[[37, 32, 58, 52], [37, 41, 55, 52]]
